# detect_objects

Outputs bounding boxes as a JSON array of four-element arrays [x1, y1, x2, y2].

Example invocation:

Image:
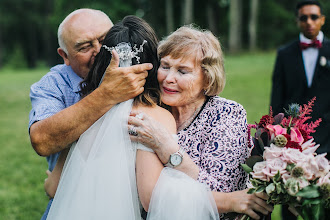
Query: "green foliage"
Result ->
[[296, 185, 320, 199], [1, 0, 330, 68], [241, 163, 253, 173]]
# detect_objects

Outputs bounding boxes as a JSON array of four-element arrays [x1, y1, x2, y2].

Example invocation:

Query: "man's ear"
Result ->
[[321, 15, 325, 27], [57, 48, 70, 66]]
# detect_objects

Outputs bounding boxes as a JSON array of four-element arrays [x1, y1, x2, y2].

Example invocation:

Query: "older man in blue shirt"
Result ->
[[29, 9, 152, 219]]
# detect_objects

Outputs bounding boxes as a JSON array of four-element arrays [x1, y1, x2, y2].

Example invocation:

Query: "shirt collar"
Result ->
[[66, 65, 83, 93], [300, 31, 324, 43]]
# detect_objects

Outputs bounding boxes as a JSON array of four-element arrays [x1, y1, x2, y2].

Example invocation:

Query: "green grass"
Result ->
[[0, 52, 286, 219], [0, 68, 50, 219]]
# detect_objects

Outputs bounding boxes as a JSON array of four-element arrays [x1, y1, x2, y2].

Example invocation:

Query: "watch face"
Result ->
[[170, 154, 182, 166]]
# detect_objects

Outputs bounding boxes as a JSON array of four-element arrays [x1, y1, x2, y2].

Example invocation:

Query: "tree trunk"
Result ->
[[228, 0, 242, 53], [206, 0, 217, 35], [41, 0, 55, 66], [165, 0, 174, 34], [182, 0, 194, 25], [248, 0, 259, 51]]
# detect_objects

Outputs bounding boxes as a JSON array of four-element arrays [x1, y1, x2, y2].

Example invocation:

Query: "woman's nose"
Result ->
[[164, 69, 176, 83]]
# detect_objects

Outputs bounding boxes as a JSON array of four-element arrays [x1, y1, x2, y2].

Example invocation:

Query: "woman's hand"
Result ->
[[128, 110, 178, 164], [214, 189, 273, 220]]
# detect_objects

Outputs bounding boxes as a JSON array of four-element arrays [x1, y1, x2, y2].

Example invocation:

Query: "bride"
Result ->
[[45, 15, 218, 220]]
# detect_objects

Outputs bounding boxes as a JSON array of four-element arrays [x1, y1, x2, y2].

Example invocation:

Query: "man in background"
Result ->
[[270, 0, 329, 219], [29, 9, 152, 219]]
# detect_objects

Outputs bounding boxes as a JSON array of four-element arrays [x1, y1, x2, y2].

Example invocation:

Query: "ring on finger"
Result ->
[[128, 126, 138, 136]]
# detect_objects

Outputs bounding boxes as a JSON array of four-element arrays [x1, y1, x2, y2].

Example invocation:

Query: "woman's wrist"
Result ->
[[154, 140, 180, 164], [212, 191, 233, 213]]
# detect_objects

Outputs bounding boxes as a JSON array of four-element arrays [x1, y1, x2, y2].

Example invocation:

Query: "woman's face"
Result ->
[[157, 55, 205, 107]]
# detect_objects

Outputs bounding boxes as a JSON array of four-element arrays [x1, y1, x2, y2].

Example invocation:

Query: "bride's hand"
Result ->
[[226, 189, 273, 219], [128, 110, 178, 164]]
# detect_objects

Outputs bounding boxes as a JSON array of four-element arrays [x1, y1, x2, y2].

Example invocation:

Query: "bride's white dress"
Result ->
[[47, 99, 219, 220]]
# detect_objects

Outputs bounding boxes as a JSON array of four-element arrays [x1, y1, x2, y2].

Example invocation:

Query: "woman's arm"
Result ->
[[44, 148, 69, 198], [129, 110, 199, 179]]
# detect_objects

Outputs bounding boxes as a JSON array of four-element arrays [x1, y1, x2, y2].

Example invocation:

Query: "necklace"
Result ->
[[177, 105, 203, 132]]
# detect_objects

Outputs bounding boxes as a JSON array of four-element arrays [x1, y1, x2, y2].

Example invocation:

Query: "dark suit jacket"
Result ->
[[270, 36, 330, 154]]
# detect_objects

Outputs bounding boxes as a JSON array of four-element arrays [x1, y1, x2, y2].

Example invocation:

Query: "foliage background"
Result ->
[[0, 0, 329, 69]]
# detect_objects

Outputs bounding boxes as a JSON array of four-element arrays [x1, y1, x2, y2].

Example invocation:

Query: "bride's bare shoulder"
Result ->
[[134, 105, 176, 133]]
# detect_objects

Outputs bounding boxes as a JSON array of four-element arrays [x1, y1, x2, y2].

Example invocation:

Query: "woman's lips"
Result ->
[[162, 86, 178, 94]]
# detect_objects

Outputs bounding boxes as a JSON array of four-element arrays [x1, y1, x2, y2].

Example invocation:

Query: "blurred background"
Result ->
[[0, 0, 328, 219], [0, 0, 329, 69]]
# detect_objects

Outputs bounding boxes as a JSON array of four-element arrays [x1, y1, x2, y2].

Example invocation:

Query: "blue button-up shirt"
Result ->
[[29, 64, 82, 219]]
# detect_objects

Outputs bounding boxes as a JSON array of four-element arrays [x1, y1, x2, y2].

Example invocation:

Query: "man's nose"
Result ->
[[95, 42, 102, 53], [92, 41, 102, 53]]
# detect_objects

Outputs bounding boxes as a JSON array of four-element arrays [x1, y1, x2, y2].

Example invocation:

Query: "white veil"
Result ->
[[47, 99, 141, 219]]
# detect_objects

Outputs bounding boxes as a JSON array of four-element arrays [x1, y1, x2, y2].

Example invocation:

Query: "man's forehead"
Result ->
[[298, 5, 321, 15]]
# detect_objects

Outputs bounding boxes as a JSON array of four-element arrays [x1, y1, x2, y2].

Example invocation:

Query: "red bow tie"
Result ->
[[299, 40, 322, 50]]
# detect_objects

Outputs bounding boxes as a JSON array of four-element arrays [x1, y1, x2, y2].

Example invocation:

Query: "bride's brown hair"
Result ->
[[80, 15, 160, 106]]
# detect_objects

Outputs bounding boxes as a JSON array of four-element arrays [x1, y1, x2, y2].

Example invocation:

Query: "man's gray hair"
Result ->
[[57, 9, 112, 54]]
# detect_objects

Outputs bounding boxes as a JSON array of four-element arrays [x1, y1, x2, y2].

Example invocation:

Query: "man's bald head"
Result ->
[[58, 9, 113, 53]]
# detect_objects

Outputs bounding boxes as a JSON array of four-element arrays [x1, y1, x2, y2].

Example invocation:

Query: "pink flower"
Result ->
[[263, 144, 283, 160], [252, 161, 269, 181], [315, 153, 330, 177], [282, 148, 305, 164], [317, 172, 330, 186], [263, 158, 288, 178], [267, 125, 287, 136], [282, 173, 292, 184], [290, 128, 304, 145], [296, 155, 319, 180], [297, 177, 310, 189]]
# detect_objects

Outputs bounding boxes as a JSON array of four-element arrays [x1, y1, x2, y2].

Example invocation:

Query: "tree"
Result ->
[[248, 0, 259, 50], [206, 0, 218, 35], [228, 0, 243, 52], [165, 0, 174, 33], [182, 0, 194, 25]]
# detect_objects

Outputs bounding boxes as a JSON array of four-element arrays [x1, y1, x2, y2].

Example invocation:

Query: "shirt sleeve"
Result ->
[[197, 103, 250, 192], [28, 75, 66, 129]]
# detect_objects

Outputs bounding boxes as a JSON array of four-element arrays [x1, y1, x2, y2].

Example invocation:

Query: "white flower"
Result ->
[[263, 144, 283, 160], [282, 148, 305, 164]]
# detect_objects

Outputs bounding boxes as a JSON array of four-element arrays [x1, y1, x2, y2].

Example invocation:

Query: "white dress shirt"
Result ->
[[300, 31, 324, 88]]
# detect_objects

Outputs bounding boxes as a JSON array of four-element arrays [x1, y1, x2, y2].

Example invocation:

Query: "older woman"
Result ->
[[129, 25, 273, 219]]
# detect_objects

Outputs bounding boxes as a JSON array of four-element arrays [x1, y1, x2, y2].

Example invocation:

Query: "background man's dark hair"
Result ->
[[296, 0, 322, 15]]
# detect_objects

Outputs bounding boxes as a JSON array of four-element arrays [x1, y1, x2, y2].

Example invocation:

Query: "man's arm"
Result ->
[[30, 51, 152, 156]]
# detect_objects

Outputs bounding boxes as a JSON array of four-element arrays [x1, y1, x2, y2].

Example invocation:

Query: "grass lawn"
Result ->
[[0, 51, 287, 219]]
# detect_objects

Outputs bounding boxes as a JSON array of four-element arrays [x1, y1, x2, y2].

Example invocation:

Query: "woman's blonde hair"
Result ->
[[158, 25, 225, 96]]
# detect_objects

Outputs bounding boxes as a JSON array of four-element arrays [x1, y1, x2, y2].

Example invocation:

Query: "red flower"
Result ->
[[283, 134, 302, 151], [258, 115, 274, 128], [285, 140, 302, 151]]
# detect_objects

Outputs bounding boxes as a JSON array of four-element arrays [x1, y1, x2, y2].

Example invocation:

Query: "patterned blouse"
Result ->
[[177, 96, 250, 193]]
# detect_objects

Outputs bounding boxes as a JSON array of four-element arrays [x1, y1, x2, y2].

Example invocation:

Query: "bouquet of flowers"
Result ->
[[241, 97, 330, 220]]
